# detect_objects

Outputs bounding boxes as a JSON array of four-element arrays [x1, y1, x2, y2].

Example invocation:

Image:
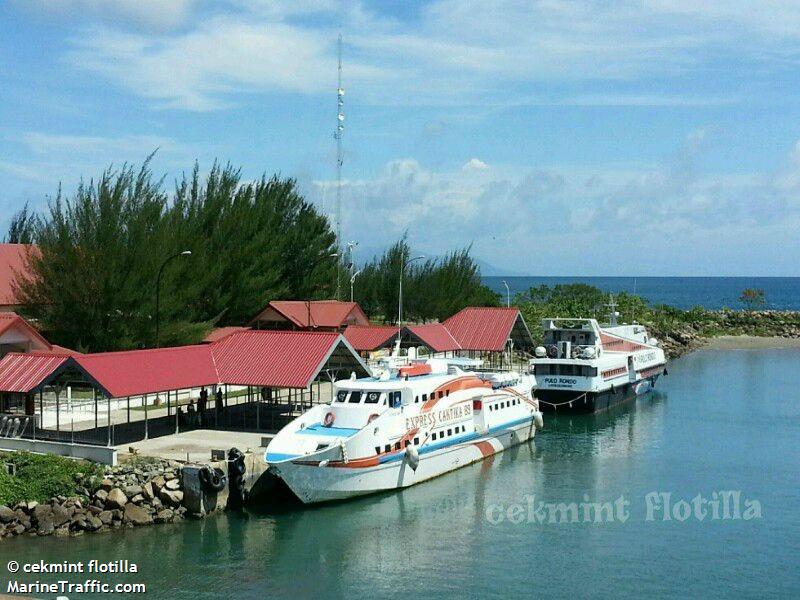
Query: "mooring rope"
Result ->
[[537, 392, 589, 410]]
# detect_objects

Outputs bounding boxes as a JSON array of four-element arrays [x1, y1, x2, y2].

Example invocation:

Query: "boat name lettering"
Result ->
[[634, 351, 657, 365], [406, 404, 471, 430], [542, 376, 577, 387]]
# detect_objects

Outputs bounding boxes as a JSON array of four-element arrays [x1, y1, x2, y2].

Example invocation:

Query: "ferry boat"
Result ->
[[263, 358, 542, 504], [530, 298, 667, 414]]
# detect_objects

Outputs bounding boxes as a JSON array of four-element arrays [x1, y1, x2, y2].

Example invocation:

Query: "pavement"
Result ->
[[117, 429, 273, 463]]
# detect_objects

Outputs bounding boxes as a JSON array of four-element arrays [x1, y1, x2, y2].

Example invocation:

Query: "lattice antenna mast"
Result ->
[[334, 34, 345, 300]]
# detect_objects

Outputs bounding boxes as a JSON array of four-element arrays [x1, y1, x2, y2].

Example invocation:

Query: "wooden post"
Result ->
[[93, 388, 98, 429], [144, 394, 149, 440], [107, 396, 112, 446]]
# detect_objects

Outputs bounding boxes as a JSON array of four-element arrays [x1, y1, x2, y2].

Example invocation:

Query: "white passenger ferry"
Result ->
[[264, 358, 542, 504], [530, 299, 667, 413]]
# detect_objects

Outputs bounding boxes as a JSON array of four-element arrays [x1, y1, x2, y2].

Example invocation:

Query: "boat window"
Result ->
[[394, 442, 400, 450], [432, 433, 437, 441], [422, 393, 428, 402], [336, 391, 348, 402], [348, 391, 362, 403], [446, 389, 450, 396], [438, 391, 444, 399], [365, 391, 380, 404], [384, 444, 391, 453], [390, 392, 402, 408], [375, 446, 381, 455], [414, 437, 419, 445], [404, 440, 410, 448], [447, 428, 452, 436]]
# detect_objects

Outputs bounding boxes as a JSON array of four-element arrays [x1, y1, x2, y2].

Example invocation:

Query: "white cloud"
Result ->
[[462, 158, 489, 171], [45, 0, 800, 111], [306, 132, 800, 275], [15, 0, 196, 32]]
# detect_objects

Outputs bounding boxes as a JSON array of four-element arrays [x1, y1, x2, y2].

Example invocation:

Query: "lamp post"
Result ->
[[350, 269, 361, 302], [397, 255, 425, 348], [307, 252, 338, 327], [155, 250, 191, 348], [502, 280, 510, 308]]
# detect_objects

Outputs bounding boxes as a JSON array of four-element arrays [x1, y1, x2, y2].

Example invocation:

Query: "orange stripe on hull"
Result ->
[[422, 376, 491, 412], [473, 440, 496, 457]]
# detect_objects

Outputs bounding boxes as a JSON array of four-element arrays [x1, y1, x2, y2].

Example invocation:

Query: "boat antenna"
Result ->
[[334, 33, 345, 301]]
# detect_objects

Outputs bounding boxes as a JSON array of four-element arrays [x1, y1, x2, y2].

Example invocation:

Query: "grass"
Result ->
[[0, 451, 104, 506]]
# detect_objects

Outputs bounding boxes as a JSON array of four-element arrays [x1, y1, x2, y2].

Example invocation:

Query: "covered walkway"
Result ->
[[0, 330, 369, 447]]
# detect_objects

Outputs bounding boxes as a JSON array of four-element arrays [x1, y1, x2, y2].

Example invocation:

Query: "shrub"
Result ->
[[0, 451, 104, 506]]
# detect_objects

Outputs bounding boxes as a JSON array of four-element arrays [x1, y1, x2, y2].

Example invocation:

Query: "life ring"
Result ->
[[199, 466, 228, 492], [323, 412, 336, 427], [368, 413, 379, 424]]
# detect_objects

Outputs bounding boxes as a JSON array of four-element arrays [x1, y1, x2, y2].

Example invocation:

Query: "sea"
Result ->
[[482, 276, 800, 310], [2, 348, 799, 599]]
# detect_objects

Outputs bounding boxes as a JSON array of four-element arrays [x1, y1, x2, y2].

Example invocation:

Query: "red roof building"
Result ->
[[212, 330, 368, 388], [443, 307, 534, 352], [0, 352, 70, 394], [0, 312, 52, 357], [343, 325, 398, 352], [405, 323, 462, 353], [0, 243, 36, 310], [250, 300, 369, 331], [202, 326, 250, 343]]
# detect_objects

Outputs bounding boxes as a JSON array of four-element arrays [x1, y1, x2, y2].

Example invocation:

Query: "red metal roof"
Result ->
[[202, 326, 250, 343], [211, 330, 362, 388], [343, 325, 398, 351], [254, 300, 369, 329], [75, 345, 220, 398], [0, 311, 52, 351], [443, 307, 521, 352], [0, 244, 37, 306], [0, 352, 69, 393], [405, 323, 462, 352]]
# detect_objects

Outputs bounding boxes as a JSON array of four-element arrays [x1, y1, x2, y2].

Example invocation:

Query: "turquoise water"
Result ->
[[483, 276, 800, 310], [2, 348, 799, 598]]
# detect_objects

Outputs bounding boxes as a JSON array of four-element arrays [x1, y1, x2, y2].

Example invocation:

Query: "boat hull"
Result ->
[[538, 374, 661, 414], [268, 417, 537, 504]]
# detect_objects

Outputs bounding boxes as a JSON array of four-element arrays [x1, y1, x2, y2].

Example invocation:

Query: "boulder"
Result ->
[[32, 504, 53, 523], [98, 511, 114, 525], [154, 509, 174, 523], [0, 505, 16, 523], [159, 489, 184, 507], [99, 478, 114, 491], [94, 489, 109, 503], [124, 484, 143, 497], [151, 476, 166, 492], [26, 500, 39, 511], [106, 488, 128, 509], [37, 515, 55, 536], [142, 482, 155, 500], [130, 494, 145, 504], [123, 503, 153, 526], [165, 478, 181, 491], [51, 504, 72, 526], [85, 516, 103, 531]]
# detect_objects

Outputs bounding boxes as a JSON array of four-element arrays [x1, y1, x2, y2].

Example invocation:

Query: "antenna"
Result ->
[[334, 33, 345, 300], [605, 293, 619, 327]]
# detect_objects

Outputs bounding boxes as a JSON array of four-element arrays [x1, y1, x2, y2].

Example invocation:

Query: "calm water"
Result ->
[[483, 276, 800, 310], [3, 349, 799, 599]]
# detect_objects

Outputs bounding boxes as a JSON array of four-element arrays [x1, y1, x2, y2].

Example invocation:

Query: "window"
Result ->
[[365, 391, 380, 404], [384, 444, 391, 453], [415, 396, 419, 404], [336, 391, 348, 402], [422, 393, 428, 402], [438, 391, 444, 399], [348, 391, 362, 404], [375, 446, 381, 455], [446, 389, 450, 396], [432, 433, 437, 441], [447, 428, 452, 436], [394, 442, 400, 450], [404, 440, 410, 448], [414, 437, 419, 445]]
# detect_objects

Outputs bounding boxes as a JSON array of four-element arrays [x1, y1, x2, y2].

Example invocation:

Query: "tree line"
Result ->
[[7, 158, 497, 351]]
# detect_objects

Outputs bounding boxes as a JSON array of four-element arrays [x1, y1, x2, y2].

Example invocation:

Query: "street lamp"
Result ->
[[155, 250, 191, 348], [350, 269, 362, 302], [397, 255, 425, 349], [502, 280, 510, 308], [307, 252, 338, 327]]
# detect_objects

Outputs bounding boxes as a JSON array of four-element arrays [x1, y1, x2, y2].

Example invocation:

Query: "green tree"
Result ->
[[15, 159, 338, 351], [3, 202, 39, 243]]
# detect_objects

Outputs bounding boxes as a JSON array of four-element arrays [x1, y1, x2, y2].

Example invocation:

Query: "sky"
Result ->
[[2, 0, 800, 276]]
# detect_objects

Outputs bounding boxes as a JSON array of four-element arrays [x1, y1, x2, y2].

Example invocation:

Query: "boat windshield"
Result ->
[[335, 390, 393, 405]]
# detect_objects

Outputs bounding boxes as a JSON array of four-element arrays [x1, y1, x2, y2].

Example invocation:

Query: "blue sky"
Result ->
[[2, 0, 800, 276]]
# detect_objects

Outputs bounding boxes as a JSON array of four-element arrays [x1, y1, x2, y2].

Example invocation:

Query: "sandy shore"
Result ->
[[703, 335, 800, 350]]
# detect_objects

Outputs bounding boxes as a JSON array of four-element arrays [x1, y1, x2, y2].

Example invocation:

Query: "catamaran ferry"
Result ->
[[530, 301, 667, 414], [263, 358, 542, 504]]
